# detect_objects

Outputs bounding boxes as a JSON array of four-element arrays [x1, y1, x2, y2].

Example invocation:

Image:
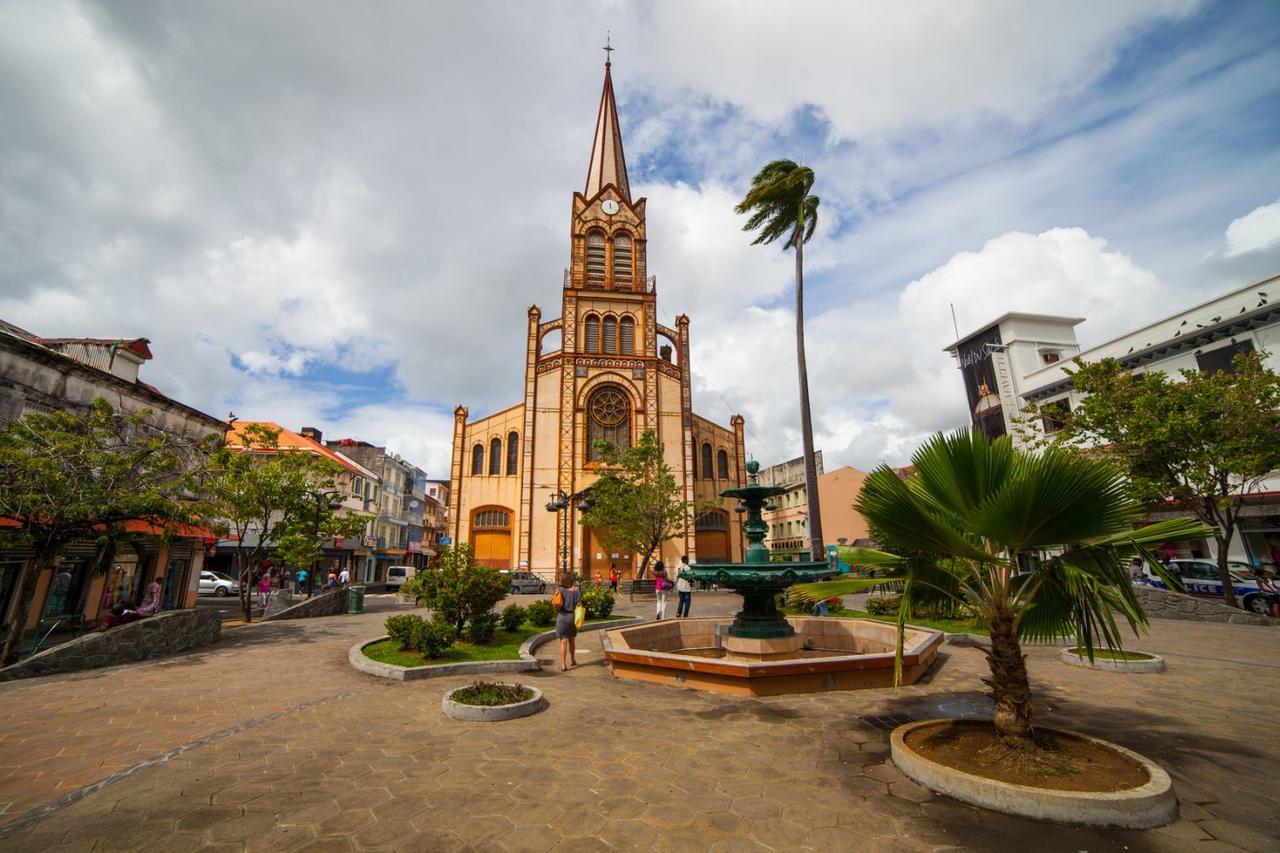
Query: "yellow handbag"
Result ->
[[573, 603, 586, 629]]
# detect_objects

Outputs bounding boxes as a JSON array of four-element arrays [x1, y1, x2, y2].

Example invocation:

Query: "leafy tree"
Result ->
[[408, 544, 505, 633], [1038, 352, 1280, 607], [792, 429, 1209, 766], [0, 399, 215, 665], [736, 160, 825, 561], [578, 429, 713, 578], [203, 424, 365, 622]]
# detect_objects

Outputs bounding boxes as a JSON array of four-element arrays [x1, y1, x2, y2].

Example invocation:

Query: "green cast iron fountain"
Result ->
[[679, 460, 834, 639]]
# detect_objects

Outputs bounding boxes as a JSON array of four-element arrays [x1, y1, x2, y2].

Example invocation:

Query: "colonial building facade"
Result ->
[[449, 60, 746, 579]]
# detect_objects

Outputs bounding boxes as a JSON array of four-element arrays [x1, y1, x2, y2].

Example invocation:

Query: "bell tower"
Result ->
[[566, 52, 650, 360]]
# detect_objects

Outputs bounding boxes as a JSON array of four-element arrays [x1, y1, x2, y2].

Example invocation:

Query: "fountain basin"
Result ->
[[602, 617, 943, 696]]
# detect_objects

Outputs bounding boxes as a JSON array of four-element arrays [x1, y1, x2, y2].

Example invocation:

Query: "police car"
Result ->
[[1143, 558, 1271, 615]]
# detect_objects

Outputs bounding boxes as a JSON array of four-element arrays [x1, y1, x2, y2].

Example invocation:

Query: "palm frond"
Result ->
[[857, 465, 997, 562], [835, 546, 903, 569], [969, 446, 1137, 550], [790, 575, 901, 603], [908, 429, 1015, 523]]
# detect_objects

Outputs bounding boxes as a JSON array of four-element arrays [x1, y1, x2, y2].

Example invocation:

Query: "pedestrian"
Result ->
[[675, 556, 692, 618], [593, 571, 603, 588], [297, 567, 309, 597], [339, 566, 350, 587], [553, 574, 583, 672], [327, 568, 338, 589], [609, 566, 619, 592], [653, 562, 670, 620], [283, 569, 293, 595], [1256, 566, 1280, 618], [257, 575, 271, 610], [136, 575, 163, 616]]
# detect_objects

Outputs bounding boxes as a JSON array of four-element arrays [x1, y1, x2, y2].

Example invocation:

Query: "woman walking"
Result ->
[[554, 574, 583, 672], [653, 563, 670, 620]]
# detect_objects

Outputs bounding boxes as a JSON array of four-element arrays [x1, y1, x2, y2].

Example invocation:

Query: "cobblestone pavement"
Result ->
[[1, 591, 1278, 851]]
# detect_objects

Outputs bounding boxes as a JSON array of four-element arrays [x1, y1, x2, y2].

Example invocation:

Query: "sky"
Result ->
[[2, 0, 1279, 479]]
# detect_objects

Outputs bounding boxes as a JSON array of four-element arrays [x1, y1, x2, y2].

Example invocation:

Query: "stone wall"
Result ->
[[263, 589, 346, 621], [1136, 586, 1278, 626], [0, 608, 222, 682]]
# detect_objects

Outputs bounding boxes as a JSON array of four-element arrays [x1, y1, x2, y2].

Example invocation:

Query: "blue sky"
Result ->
[[1, 0, 1278, 476]]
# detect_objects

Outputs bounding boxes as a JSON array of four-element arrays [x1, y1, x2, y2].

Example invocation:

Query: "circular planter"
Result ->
[[442, 684, 545, 722], [1059, 648, 1166, 673], [890, 719, 1176, 829]]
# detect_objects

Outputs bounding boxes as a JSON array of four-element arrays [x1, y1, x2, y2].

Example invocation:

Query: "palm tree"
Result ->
[[794, 429, 1208, 761], [736, 160, 824, 561]]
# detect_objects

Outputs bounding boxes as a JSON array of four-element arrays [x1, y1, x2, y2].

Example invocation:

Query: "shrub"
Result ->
[[582, 585, 615, 619], [450, 681, 533, 706], [385, 614, 424, 650], [527, 599, 555, 627], [411, 618, 455, 658], [501, 603, 526, 632], [866, 595, 901, 616], [413, 545, 508, 633], [467, 611, 499, 644]]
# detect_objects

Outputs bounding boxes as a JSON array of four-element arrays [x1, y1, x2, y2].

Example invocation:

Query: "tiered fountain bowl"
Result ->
[[601, 461, 944, 696]]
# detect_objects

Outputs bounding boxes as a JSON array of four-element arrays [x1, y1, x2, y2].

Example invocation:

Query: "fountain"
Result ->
[[601, 461, 944, 695]]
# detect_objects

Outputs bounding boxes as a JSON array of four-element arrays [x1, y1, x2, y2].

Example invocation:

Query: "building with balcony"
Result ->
[[762, 466, 871, 563], [211, 424, 379, 582], [943, 273, 1280, 566]]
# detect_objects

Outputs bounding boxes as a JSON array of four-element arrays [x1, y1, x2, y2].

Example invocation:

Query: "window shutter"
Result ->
[[619, 316, 634, 354]]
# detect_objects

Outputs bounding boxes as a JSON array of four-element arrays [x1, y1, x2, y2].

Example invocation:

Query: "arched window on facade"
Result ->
[[717, 449, 730, 480], [586, 385, 631, 461], [488, 437, 502, 475], [506, 431, 519, 476], [701, 443, 714, 480], [619, 316, 634, 355], [602, 316, 618, 354], [612, 233, 632, 288], [585, 230, 606, 285], [583, 314, 600, 353], [471, 443, 484, 476]]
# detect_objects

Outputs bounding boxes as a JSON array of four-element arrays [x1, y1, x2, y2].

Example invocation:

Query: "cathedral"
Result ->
[[448, 57, 747, 580]]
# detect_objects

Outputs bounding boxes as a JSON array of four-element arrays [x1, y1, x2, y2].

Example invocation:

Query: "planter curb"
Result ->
[[442, 684, 545, 722], [890, 719, 1177, 829], [348, 617, 637, 682], [1059, 648, 1166, 673]]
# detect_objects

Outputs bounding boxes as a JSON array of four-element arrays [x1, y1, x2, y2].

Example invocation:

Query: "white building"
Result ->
[[944, 273, 1280, 566]]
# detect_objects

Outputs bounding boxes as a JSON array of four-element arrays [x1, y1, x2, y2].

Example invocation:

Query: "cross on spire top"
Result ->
[[603, 32, 614, 67]]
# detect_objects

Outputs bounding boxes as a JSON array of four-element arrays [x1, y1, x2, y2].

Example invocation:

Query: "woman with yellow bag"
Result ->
[[553, 575, 583, 672]]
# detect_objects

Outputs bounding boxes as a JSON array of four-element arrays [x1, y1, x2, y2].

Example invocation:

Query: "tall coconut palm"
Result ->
[[794, 429, 1208, 760], [735, 160, 824, 561]]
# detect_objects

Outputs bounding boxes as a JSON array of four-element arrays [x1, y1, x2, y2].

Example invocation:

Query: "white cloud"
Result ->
[[0, 0, 1272, 477], [1225, 199, 1280, 257]]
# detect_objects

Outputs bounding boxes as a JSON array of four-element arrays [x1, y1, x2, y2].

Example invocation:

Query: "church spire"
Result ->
[[584, 39, 630, 203]]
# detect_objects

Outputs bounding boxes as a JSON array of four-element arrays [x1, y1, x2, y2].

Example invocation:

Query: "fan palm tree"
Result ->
[[735, 160, 824, 561], [793, 429, 1208, 760]]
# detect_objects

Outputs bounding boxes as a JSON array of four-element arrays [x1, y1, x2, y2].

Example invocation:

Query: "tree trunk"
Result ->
[[236, 549, 253, 623], [794, 230, 825, 562], [1214, 532, 1237, 608], [984, 610, 1035, 746]]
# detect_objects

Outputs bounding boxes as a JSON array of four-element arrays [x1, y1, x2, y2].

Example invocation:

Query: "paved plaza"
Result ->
[[0, 592, 1276, 852]]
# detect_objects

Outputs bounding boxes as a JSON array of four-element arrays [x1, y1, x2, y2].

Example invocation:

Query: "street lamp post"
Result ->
[[544, 490, 590, 581]]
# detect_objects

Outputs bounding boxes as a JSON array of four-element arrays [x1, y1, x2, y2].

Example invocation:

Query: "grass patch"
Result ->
[[783, 604, 988, 635], [363, 617, 632, 668], [449, 681, 533, 706], [1068, 647, 1154, 662]]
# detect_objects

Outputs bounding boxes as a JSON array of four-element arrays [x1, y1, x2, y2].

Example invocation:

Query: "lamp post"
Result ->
[[544, 490, 591, 581]]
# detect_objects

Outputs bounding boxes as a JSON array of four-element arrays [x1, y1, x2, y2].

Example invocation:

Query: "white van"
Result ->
[[386, 565, 416, 592]]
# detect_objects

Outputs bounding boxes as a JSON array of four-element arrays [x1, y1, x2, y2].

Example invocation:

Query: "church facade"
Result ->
[[448, 60, 747, 580]]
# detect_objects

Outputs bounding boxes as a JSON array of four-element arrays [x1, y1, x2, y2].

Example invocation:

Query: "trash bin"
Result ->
[[347, 586, 363, 614], [355, 586, 366, 613]]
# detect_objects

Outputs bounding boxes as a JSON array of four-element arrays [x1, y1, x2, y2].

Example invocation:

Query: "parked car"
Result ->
[[198, 570, 237, 597], [386, 565, 416, 593], [500, 570, 547, 595], [1142, 558, 1271, 614]]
